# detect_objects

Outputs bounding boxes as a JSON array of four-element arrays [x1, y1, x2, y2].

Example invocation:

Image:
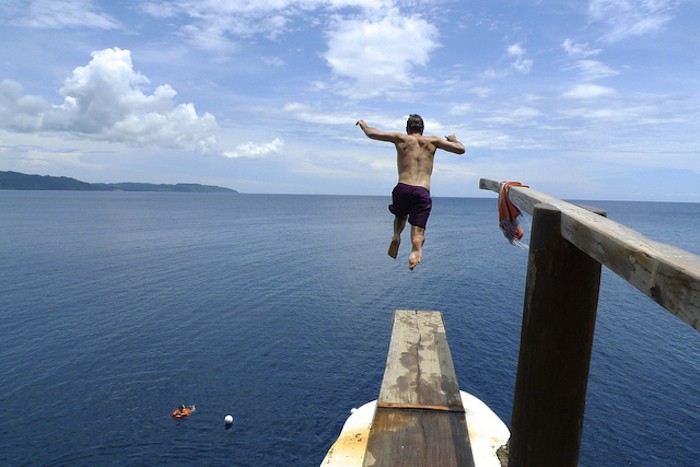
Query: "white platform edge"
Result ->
[[321, 390, 510, 467]]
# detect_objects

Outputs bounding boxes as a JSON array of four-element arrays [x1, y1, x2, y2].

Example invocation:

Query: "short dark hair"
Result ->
[[406, 114, 424, 134]]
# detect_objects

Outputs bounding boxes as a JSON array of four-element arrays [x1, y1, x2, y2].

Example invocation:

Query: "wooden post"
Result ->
[[509, 203, 604, 466]]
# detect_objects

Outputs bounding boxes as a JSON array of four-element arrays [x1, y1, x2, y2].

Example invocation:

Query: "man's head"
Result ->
[[406, 114, 424, 135]]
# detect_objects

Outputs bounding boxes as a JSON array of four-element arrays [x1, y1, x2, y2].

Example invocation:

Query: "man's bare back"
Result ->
[[356, 123, 464, 191], [356, 115, 465, 269]]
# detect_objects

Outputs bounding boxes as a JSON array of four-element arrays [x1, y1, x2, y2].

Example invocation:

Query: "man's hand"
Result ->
[[445, 134, 458, 142], [356, 119, 366, 128]]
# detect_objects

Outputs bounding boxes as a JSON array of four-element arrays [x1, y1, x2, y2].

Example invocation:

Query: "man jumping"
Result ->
[[356, 114, 466, 270]]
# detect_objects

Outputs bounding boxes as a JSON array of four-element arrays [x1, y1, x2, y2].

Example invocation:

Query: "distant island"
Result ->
[[0, 171, 238, 193]]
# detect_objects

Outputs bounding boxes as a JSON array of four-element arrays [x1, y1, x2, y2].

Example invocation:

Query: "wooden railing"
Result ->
[[479, 178, 700, 466], [480, 178, 700, 330]]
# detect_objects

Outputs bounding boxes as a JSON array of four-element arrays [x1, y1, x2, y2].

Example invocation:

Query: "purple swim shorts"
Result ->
[[389, 183, 432, 229]]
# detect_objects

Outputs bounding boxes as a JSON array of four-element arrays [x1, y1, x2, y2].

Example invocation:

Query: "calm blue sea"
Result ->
[[1, 192, 698, 466]]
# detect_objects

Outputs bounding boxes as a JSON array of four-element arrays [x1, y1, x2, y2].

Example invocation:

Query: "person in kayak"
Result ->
[[172, 405, 191, 418]]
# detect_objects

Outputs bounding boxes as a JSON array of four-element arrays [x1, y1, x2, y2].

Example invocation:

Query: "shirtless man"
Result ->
[[356, 114, 465, 270]]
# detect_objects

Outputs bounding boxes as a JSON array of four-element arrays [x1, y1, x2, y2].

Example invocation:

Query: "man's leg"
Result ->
[[388, 215, 407, 258], [408, 225, 425, 270]]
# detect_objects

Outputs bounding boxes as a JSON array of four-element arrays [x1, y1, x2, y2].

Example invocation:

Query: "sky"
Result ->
[[0, 0, 698, 201]]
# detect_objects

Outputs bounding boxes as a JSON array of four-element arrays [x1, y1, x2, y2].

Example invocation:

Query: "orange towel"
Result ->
[[498, 181, 528, 243]]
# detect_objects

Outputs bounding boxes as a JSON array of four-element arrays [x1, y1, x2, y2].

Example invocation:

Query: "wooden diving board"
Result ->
[[362, 310, 475, 467]]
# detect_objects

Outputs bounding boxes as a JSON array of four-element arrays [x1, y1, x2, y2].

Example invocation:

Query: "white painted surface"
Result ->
[[321, 391, 509, 467]]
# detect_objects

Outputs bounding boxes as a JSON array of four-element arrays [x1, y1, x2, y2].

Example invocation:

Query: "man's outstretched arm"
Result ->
[[356, 120, 404, 143], [433, 134, 466, 154]]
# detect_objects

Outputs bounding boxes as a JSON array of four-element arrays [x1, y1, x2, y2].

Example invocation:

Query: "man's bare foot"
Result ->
[[388, 238, 400, 259], [408, 250, 422, 270]]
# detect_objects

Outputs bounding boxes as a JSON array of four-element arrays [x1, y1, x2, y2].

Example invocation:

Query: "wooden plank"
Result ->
[[363, 310, 474, 467], [480, 178, 700, 332], [363, 409, 474, 467], [376, 310, 464, 412]]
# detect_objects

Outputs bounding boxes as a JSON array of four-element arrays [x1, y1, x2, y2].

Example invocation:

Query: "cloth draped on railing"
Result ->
[[498, 181, 528, 245]]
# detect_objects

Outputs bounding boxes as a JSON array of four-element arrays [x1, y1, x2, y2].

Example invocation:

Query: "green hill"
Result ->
[[0, 171, 238, 193]]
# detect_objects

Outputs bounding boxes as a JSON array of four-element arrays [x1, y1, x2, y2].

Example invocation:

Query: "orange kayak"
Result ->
[[172, 408, 192, 418]]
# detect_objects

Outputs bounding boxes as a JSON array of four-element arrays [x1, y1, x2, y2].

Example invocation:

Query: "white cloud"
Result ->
[[0, 80, 50, 130], [327, 0, 394, 9], [223, 137, 285, 159], [507, 43, 533, 74], [588, 0, 675, 42], [5, 0, 120, 29], [262, 56, 286, 67], [561, 39, 617, 88], [507, 43, 524, 56], [483, 106, 542, 125], [563, 83, 616, 99], [323, 11, 440, 98], [136, 0, 423, 60], [562, 38, 602, 58], [178, 24, 240, 54], [570, 60, 619, 81], [469, 86, 493, 98], [283, 102, 351, 125], [449, 103, 473, 115], [139, 0, 303, 51], [139, 1, 181, 18], [139, 0, 392, 20], [558, 102, 663, 125], [137, 1, 442, 96], [0, 48, 220, 153]]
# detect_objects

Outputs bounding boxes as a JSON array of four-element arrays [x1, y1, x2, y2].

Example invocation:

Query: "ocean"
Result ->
[[1, 191, 698, 466]]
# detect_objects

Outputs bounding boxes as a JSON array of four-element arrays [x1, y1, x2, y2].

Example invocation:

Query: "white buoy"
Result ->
[[224, 415, 234, 425]]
